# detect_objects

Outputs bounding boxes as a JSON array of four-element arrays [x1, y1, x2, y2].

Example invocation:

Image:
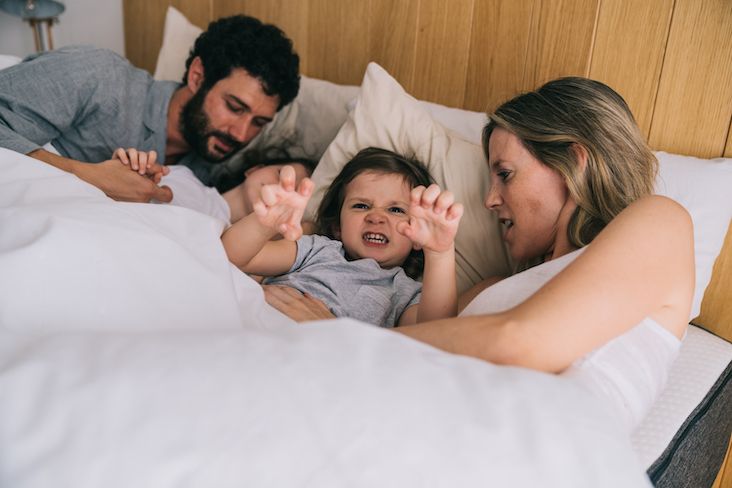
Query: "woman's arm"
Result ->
[[398, 195, 695, 372]]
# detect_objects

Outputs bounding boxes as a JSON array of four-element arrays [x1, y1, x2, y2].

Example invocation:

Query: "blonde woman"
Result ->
[[266, 77, 695, 431]]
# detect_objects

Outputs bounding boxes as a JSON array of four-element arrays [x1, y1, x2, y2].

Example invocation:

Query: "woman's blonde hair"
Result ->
[[483, 77, 657, 249]]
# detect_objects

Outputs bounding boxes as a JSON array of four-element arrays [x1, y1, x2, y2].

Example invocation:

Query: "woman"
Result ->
[[265, 77, 695, 430]]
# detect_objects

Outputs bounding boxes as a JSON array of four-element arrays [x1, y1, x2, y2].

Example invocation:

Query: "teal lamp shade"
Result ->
[[0, 0, 64, 19]]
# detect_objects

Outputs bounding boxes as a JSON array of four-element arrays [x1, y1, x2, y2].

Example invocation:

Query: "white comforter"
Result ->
[[0, 149, 651, 487]]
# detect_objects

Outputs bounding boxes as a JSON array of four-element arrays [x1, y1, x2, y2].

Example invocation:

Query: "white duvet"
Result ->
[[0, 149, 651, 487]]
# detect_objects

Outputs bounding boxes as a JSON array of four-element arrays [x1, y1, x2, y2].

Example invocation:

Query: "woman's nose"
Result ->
[[484, 184, 502, 210]]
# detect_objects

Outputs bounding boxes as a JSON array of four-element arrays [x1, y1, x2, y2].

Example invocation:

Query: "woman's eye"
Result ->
[[389, 207, 406, 214], [497, 170, 511, 181]]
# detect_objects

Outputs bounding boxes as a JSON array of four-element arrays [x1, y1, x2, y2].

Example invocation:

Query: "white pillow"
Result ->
[[461, 152, 732, 321], [0, 54, 22, 71], [153, 6, 202, 82], [305, 62, 511, 293], [421, 100, 487, 146], [653, 151, 732, 319]]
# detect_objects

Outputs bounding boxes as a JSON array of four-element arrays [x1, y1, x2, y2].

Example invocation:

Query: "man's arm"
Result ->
[[29, 149, 172, 203], [0, 47, 172, 202]]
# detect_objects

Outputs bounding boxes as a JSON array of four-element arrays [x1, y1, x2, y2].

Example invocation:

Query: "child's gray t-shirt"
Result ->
[[263, 235, 422, 327]]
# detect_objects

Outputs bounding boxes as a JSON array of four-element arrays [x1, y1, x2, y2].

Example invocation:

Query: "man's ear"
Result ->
[[571, 143, 589, 174], [186, 56, 205, 93]]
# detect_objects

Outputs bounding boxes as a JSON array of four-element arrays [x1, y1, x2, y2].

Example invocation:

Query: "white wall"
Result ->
[[0, 0, 124, 58]]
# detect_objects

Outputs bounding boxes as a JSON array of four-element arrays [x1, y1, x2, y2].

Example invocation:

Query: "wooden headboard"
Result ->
[[123, 0, 732, 339]]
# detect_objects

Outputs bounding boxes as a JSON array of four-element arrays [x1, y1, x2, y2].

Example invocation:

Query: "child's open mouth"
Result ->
[[363, 232, 389, 246]]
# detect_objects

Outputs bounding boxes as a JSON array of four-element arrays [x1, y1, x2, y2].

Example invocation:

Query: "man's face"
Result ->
[[180, 68, 280, 162]]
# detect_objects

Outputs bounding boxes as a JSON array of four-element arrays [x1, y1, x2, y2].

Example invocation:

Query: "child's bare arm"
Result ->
[[397, 184, 463, 324], [221, 165, 314, 276]]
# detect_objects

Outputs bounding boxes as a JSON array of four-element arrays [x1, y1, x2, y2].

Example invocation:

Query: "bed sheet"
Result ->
[[0, 149, 653, 487]]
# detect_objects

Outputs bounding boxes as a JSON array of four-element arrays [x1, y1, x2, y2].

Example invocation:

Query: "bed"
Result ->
[[1, 1, 731, 486]]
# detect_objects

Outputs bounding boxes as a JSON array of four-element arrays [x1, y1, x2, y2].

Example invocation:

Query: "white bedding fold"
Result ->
[[0, 149, 651, 487]]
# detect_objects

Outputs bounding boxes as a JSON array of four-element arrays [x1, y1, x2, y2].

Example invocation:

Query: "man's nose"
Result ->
[[229, 116, 254, 143]]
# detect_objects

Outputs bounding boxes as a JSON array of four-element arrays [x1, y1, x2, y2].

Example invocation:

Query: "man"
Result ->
[[0, 15, 300, 203]]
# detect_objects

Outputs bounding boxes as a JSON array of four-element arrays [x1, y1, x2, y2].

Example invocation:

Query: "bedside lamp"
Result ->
[[0, 0, 65, 52]]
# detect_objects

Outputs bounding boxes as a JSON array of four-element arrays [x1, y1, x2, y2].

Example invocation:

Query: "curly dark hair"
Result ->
[[316, 147, 435, 280], [182, 15, 300, 109]]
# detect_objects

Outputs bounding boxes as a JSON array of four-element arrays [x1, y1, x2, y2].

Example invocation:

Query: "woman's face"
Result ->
[[484, 128, 575, 262]]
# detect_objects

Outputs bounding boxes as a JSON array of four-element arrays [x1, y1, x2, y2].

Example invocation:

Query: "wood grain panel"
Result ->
[[521, 0, 599, 91], [213, 0, 309, 72], [649, 0, 732, 158], [696, 222, 732, 343], [589, 0, 673, 138], [726, 119, 732, 158], [367, 0, 419, 92], [305, 0, 370, 84], [123, 0, 212, 73], [464, 0, 537, 113], [411, 0, 476, 107], [713, 436, 732, 488]]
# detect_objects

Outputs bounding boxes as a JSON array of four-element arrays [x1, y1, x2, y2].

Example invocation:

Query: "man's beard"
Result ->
[[180, 88, 244, 162]]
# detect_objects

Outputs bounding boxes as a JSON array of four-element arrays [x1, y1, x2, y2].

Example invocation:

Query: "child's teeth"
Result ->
[[364, 233, 387, 243]]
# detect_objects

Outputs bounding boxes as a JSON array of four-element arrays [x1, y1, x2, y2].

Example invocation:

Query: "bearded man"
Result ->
[[0, 15, 300, 203]]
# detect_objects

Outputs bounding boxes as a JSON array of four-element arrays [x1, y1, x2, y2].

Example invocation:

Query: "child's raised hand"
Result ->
[[253, 165, 314, 241], [112, 148, 169, 183], [397, 184, 463, 254]]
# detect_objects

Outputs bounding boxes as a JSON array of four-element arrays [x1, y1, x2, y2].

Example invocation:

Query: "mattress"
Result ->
[[632, 324, 732, 485]]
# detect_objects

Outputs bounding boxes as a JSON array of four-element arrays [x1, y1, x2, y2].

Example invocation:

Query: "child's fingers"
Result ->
[[113, 148, 130, 165], [146, 162, 167, 178], [298, 177, 315, 198], [126, 148, 139, 171], [279, 165, 296, 191], [420, 184, 441, 209], [260, 184, 280, 206], [410, 186, 425, 205], [434, 190, 454, 214], [446, 202, 464, 221], [140, 150, 158, 176], [137, 151, 148, 175], [396, 220, 412, 238]]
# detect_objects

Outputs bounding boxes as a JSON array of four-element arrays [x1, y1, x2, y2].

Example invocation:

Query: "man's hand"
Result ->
[[263, 285, 335, 322], [75, 159, 173, 203], [28, 148, 173, 203]]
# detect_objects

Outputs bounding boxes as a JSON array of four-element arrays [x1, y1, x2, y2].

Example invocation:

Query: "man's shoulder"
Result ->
[[25, 45, 139, 74]]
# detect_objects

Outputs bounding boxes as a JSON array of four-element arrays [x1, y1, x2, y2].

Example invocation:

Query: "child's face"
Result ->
[[243, 163, 310, 211], [337, 171, 415, 269]]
